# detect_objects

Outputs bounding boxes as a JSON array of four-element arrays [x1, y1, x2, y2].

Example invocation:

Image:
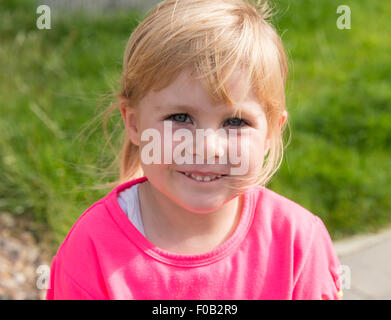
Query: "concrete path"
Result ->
[[334, 227, 391, 300]]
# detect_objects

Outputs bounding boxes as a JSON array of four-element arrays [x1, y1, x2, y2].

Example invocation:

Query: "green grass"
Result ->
[[0, 0, 390, 247], [0, 0, 144, 246]]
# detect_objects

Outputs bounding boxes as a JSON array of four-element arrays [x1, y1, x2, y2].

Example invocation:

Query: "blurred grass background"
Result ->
[[0, 0, 390, 248]]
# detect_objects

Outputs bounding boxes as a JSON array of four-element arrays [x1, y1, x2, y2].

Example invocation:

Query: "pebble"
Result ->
[[0, 212, 54, 300]]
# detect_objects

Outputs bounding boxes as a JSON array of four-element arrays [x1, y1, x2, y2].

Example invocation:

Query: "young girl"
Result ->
[[46, 0, 343, 300]]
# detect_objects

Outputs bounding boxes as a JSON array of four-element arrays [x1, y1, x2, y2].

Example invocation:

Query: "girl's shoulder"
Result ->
[[248, 186, 342, 299], [247, 185, 336, 257], [54, 198, 109, 258], [54, 178, 146, 257], [58, 178, 147, 247], [248, 185, 321, 230]]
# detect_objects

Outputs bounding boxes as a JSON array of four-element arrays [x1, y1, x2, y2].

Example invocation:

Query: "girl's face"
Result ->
[[121, 67, 286, 213]]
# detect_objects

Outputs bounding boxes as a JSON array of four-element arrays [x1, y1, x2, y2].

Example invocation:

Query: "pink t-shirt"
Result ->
[[46, 176, 342, 300]]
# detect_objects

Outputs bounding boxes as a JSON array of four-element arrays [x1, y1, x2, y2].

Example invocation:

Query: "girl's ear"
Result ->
[[120, 97, 140, 146]]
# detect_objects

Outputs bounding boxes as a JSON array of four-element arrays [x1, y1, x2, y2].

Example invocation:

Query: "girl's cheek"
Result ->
[[229, 132, 267, 176]]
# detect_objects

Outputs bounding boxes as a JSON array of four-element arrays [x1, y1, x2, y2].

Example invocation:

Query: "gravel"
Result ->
[[0, 212, 54, 300]]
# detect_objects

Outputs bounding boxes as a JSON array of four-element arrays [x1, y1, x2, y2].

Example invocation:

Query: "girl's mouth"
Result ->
[[177, 171, 228, 182]]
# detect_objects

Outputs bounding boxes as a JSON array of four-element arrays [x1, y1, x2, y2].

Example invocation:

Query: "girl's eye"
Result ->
[[165, 114, 248, 127], [224, 117, 248, 127], [166, 113, 191, 123]]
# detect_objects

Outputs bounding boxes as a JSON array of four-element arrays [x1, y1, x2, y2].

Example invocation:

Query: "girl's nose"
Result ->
[[194, 129, 226, 163]]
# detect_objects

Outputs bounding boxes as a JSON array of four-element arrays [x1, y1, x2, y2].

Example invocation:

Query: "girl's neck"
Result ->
[[137, 181, 243, 255]]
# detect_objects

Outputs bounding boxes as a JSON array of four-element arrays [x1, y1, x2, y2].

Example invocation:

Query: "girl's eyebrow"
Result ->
[[155, 103, 200, 114]]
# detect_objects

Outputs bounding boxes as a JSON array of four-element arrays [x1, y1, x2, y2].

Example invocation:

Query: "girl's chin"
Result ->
[[166, 171, 229, 212], [173, 192, 231, 214]]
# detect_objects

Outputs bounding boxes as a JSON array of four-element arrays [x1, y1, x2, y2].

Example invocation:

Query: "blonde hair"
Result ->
[[98, 0, 289, 191]]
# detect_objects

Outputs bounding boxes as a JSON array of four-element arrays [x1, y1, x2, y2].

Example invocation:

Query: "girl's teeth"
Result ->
[[186, 173, 220, 182], [194, 175, 203, 181]]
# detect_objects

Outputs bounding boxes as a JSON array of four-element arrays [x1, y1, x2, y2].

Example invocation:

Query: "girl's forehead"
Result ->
[[147, 67, 258, 109]]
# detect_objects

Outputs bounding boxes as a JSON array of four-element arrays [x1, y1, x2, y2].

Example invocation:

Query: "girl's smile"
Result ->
[[177, 170, 228, 182]]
